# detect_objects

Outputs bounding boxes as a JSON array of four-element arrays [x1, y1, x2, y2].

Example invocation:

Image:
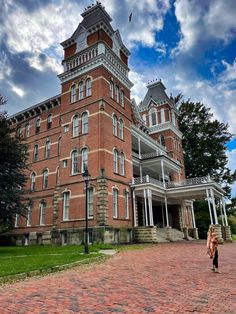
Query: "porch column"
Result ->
[[210, 189, 218, 224], [161, 203, 165, 227], [206, 189, 213, 224], [219, 199, 225, 226], [138, 136, 141, 158], [222, 198, 228, 226], [190, 202, 196, 228], [181, 201, 185, 228], [161, 159, 166, 188], [144, 189, 148, 226], [139, 165, 143, 179], [133, 189, 137, 227], [147, 189, 154, 226], [164, 196, 169, 227]]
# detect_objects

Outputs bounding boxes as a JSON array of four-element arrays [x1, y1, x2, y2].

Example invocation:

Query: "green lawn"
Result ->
[[232, 234, 236, 241]]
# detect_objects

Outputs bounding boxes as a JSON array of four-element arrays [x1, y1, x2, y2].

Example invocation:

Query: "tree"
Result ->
[[0, 95, 29, 233], [178, 100, 236, 197]]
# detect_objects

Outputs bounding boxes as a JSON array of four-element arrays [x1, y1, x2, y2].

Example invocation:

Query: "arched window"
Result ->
[[149, 108, 157, 126], [125, 191, 129, 219], [113, 114, 118, 136], [112, 188, 118, 218], [71, 150, 78, 175], [81, 112, 88, 134], [120, 152, 125, 176], [81, 148, 88, 173], [57, 137, 61, 155], [33, 144, 39, 162], [160, 135, 165, 147], [63, 191, 70, 221], [88, 187, 94, 217], [86, 78, 92, 96], [115, 85, 119, 103], [39, 201, 46, 225], [71, 84, 76, 103], [35, 118, 40, 134], [119, 119, 124, 139], [27, 204, 32, 227], [120, 90, 124, 106], [72, 115, 79, 137], [79, 81, 83, 100], [42, 169, 49, 189], [45, 140, 50, 159], [47, 114, 52, 129], [31, 172, 36, 191], [109, 81, 114, 98], [113, 149, 118, 173], [25, 123, 30, 138], [16, 127, 22, 138]]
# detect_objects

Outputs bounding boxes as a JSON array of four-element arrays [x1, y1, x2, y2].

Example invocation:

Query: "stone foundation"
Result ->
[[209, 224, 224, 244], [222, 225, 232, 242], [134, 226, 158, 243]]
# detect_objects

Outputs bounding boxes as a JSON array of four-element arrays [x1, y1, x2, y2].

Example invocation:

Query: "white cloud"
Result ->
[[227, 149, 236, 197], [10, 84, 25, 97], [130, 70, 147, 104]]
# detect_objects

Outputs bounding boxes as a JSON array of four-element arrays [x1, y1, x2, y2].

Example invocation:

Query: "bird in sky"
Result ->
[[129, 13, 132, 22]]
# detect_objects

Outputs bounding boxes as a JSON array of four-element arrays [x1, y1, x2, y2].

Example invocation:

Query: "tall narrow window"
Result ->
[[25, 123, 30, 138], [72, 115, 79, 137], [31, 172, 36, 191], [125, 191, 129, 219], [109, 81, 114, 98], [113, 149, 118, 173], [35, 118, 40, 134], [112, 188, 118, 218], [39, 202, 46, 225], [119, 119, 124, 139], [150, 109, 157, 126], [71, 84, 76, 103], [16, 127, 22, 138], [115, 85, 119, 103], [15, 214, 19, 227], [63, 191, 70, 221], [81, 112, 88, 134], [56, 166, 60, 184], [113, 114, 118, 136], [88, 187, 94, 217], [120, 90, 124, 106], [57, 137, 61, 155], [79, 81, 83, 100], [47, 114, 52, 129], [160, 135, 165, 147], [81, 148, 88, 173], [86, 78, 92, 96], [33, 144, 39, 162], [27, 205, 32, 226], [45, 140, 50, 159], [42, 169, 49, 189], [120, 152, 125, 176], [71, 150, 78, 175]]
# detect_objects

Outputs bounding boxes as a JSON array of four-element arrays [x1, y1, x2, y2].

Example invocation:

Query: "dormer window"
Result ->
[[149, 108, 157, 126]]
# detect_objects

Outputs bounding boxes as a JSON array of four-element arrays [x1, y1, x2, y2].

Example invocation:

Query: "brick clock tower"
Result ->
[[55, 3, 133, 243]]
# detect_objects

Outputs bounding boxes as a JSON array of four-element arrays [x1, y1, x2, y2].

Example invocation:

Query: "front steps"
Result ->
[[134, 226, 186, 243]]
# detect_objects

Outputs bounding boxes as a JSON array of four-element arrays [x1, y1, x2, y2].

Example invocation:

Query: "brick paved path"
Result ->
[[0, 241, 235, 314]]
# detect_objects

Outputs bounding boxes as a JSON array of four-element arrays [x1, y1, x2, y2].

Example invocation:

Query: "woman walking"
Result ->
[[207, 226, 221, 273]]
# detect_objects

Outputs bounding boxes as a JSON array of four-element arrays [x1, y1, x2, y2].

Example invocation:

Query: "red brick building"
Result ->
[[9, 3, 231, 245]]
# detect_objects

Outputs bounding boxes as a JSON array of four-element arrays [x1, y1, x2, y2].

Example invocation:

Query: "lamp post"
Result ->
[[82, 166, 90, 254]]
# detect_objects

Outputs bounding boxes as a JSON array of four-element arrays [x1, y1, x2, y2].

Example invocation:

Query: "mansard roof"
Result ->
[[140, 80, 170, 109]]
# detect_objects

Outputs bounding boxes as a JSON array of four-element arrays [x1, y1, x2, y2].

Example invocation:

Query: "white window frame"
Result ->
[[79, 81, 83, 100], [72, 115, 79, 137], [35, 118, 41, 133], [71, 84, 76, 103], [112, 188, 118, 218], [120, 152, 125, 176], [119, 119, 124, 139], [42, 170, 49, 189], [15, 214, 19, 227], [39, 202, 46, 225], [86, 78, 92, 96], [109, 81, 114, 98], [27, 205, 32, 226], [81, 148, 88, 173], [88, 187, 94, 218], [113, 149, 118, 173], [125, 191, 129, 219], [31, 172, 36, 191], [33, 144, 38, 161], [25, 123, 30, 137], [71, 150, 79, 175], [82, 112, 88, 134], [63, 191, 70, 221], [149, 108, 157, 126], [45, 140, 50, 159], [47, 114, 52, 129], [113, 114, 118, 136], [115, 85, 119, 103], [120, 90, 124, 107]]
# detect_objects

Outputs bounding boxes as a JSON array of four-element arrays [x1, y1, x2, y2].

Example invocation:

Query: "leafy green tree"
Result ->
[[178, 100, 236, 197], [0, 95, 29, 233]]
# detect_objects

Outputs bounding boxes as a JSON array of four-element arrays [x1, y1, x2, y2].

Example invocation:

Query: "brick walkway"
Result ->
[[0, 241, 235, 314]]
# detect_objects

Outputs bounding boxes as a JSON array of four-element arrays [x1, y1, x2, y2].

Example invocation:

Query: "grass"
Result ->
[[0, 243, 151, 278], [232, 234, 236, 241]]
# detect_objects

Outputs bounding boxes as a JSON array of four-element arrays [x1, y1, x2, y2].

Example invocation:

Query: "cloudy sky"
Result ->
[[0, 0, 236, 196]]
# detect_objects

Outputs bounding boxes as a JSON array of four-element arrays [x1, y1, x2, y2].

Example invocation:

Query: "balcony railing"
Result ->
[[132, 175, 221, 189], [132, 151, 167, 160], [66, 46, 98, 71]]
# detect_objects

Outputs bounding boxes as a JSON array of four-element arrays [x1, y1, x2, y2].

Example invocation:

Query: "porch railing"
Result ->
[[132, 176, 165, 188]]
